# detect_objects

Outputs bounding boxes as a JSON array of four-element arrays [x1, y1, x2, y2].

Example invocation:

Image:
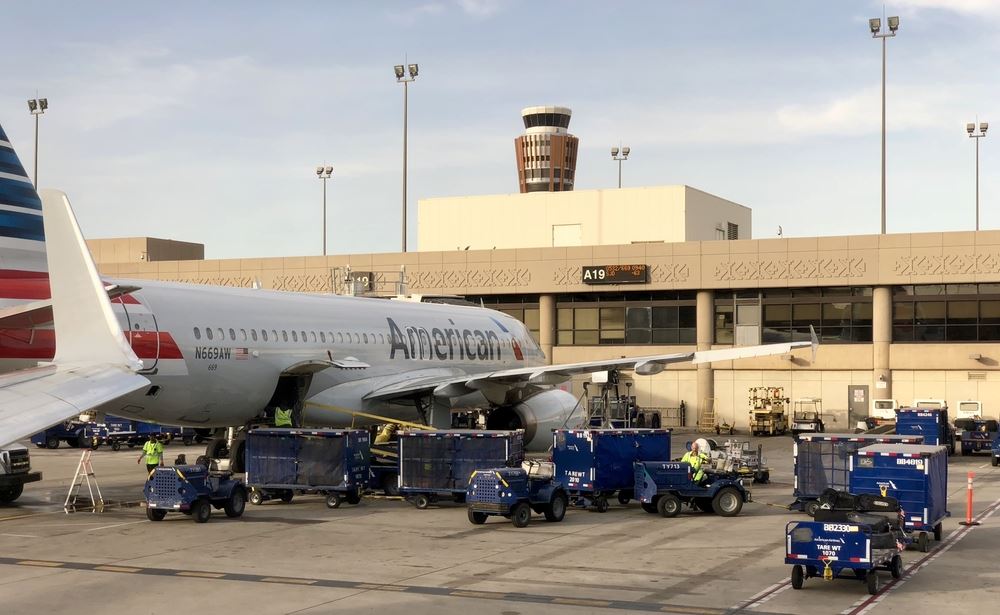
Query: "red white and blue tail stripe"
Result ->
[[0, 122, 47, 303]]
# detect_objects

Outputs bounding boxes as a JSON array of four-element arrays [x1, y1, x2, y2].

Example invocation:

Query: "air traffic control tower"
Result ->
[[514, 106, 579, 193]]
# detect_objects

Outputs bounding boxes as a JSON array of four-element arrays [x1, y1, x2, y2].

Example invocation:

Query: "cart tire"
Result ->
[[753, 471, 770, 484], [279, 490, 294, 503], [183, 436, 194, 446], [992, 455, 998, 467], [248, 489, 264, 505], [382, 473, 400, 496], [933, 523, 942, 541], [224, 487, 246, 518], [890, 555, 903, 579], [146, 507, 167, 521], [867, 571, 879, 595], [345, 491, 361, 505], [45, 436, 59, 449], [695, 497, 714, 513], [111, 441, 121, 451], [0, 484, 24, 503], [712, 488, 743, 517], [657, 494, 681, 518], [325, 493, 342, 509], [468, 509, 487, 525], [594, 497, 609, 513], [804, 500, 820, 517], [414, 494, 431, 510], [641, 502, 658, 514], [545, 491, 568, 522], [791, 564, 804, 590], [617, 490, 632, 506], [192, 499, 211, 523], [511, 502, 531, 528], [918, 532, 929, 553]]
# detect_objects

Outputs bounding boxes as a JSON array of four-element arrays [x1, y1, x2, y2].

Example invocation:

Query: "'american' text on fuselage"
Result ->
[[387, 318, 505, 361]]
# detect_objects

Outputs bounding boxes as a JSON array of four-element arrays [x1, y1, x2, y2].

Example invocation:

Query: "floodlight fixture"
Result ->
[[888, 16, 899, 32], [394, 65, 405, 80], [968, 123, 976, 134], [869, 18, 881, 34], [408, 63, 418, 78], [611, 146, 619, 157]]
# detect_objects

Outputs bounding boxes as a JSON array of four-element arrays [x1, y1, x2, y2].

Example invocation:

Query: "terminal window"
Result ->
[[893, 284, 1000, 342]]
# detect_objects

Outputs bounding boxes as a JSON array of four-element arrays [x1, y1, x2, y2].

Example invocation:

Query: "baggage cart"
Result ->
[[956, 419, 999, 456], [895, 408, 955, 454], [466, 461, 567, 527], [245, 428, 370, 509], [850, 443, 950, 552], [398, 430, 523, 509], [634, 461, 750, 517], [791, 433, 923, 516], [785, 520, 904, 595], [144, 464, 246, 523], [552, 428, 671, 512]]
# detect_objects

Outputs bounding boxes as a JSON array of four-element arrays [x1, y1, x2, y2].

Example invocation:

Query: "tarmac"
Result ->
[[1, 432, 998, 615]]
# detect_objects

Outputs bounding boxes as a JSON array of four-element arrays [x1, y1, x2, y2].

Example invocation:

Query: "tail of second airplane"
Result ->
[[0, 121, 48, 309]]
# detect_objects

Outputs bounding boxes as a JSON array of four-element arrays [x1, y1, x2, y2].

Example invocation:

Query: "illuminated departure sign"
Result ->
[[581, 264, 648, 285]]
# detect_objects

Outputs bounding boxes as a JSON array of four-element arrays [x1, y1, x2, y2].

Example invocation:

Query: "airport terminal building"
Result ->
[[87, 106, 1000, 428]]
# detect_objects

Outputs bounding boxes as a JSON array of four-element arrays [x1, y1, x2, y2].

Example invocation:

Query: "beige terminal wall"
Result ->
[[417, 186, 751, 251]]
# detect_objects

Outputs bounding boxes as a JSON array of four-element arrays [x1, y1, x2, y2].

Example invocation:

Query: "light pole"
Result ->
[[26, 97, 48, 187], [316, 165, 333, 255], [967, 121, 988, 231], [394, 62, 418, 252], [869, 15, 899, 234], [611, 145, 630, 189]]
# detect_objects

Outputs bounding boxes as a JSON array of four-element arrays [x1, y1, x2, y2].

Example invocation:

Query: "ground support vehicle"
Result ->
[[713, 439, 770, 484], [0, 445, 42, 504], [30, 421, 95, 449], [957, 419, 999, 456], [790, 433, 924, 516], [466, 461, 567, 527], [144, 464, 246, 523], [864, 399, 898, 430], [749, 387, 789, 436], [399, 430, 523, 509], [851, 443, 949, 552], [552, 428, 671, 512], [895, 408, 955, 454], [634, 461, 750, 517], [245, 428, 369, 508], [791, 398, 825, 436], [785, 520, 905, 595]]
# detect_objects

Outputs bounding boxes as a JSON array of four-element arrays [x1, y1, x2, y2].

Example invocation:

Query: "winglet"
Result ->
[[39, 189, 142, 369], [810, 324, 819, 363]]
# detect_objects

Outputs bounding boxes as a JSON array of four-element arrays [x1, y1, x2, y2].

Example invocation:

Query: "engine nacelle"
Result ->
[[486, 389, 580, 451]]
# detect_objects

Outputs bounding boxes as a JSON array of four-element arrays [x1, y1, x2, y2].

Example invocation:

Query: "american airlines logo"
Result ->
[[387, 318, 517, 361]]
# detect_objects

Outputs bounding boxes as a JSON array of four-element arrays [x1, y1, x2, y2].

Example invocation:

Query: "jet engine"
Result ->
[[485, 389, 580, 451]]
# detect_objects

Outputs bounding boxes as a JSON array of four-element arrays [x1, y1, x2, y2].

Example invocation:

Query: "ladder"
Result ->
[[697, 397, 718, 433], [64, 450, 104, 513]]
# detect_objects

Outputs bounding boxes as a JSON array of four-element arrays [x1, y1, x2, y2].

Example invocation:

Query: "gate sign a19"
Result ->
[[581, 264, 648, 285]]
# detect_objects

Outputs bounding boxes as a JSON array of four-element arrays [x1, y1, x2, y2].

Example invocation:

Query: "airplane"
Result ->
[[0, 117, 817, 466]]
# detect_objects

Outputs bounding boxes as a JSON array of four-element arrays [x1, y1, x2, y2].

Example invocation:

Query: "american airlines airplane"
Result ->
[[0, 118, 816, 462]]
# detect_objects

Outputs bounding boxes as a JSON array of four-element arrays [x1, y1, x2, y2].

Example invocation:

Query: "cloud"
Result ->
[[455, 0, 504, 18]]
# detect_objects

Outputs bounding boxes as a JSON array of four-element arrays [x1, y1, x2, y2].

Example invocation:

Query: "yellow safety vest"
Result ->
[[143, 440, 164, 465], [275, 407, 293, 427], [681, 451, 707, 482]]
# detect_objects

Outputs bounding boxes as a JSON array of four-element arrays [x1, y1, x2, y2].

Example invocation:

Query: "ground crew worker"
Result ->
[[137, 435, 165, 474], [681, 441, 709, 485], [274, 406, 293, 427], [374, 423, 398, 444]]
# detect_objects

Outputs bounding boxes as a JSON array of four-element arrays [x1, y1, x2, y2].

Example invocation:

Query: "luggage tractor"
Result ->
[[635, 460, 750, 517], [144, 464, 246, 523], [466, 460, 567, 528]]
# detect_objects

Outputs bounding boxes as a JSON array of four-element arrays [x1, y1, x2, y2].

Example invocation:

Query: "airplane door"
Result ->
[[120, 299, 160, 372]]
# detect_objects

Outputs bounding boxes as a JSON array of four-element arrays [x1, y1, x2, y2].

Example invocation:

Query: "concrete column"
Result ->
[[873, 286, 892, 400], [539, 294, 555, 365], [696, 290, 715, 426]]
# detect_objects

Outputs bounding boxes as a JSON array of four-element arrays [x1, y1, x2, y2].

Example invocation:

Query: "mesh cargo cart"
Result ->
[[850, 443, 950, 552], [552, 428, 671, 512], [245, 428, 370, 509], [785, 520, 905, 595], [398, 430, 524, 509], [895, 409, 956, 454], [791, 433, 924, 516]]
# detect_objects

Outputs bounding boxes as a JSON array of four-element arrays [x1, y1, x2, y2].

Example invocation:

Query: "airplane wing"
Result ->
[[364, 328, 818, 402], [0, 187, 148, 447]]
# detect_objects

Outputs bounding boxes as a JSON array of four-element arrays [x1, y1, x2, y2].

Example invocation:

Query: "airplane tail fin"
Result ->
[[0, 121, 49, 307], [39, 189, 140, 368]]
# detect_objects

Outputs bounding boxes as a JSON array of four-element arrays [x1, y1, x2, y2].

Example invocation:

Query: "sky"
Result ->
[[1, 0, 999, 259]]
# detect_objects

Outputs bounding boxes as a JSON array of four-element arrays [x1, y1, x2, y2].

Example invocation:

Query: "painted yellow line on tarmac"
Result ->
[[95, 565, 141, 573], [17, 560, 64, 567], [176, 571, 226, 579], [450, 590, 504, 599], [553, 597, 613, 607], [260, 577, 316, 585]]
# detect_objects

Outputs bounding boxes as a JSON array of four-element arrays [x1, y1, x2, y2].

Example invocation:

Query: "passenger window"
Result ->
[[337, 332, 344, 343], [251, 329, 258, 342], [320, 332, 326, 343], [363, 333, 368, 344], [301, 331, 307, 342], [206, 328, 213, 341], [217, 328, 224, 341], [353, 333, 360, 344], [229, 328, 236, 341], [292, 331, 298, 342], [379, 334, 384, 344], [240, 328, 247, 341], [194, 327, 201, 340], [260, 329, 266, 342], [282, 330, 288, 342], [311, 331, 317, 342], [272, 330, 278, 341]]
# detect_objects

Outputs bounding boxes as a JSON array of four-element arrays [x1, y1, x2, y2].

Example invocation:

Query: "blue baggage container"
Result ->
[[398, 430, 524, 509], [850, 443, 949, 552], [245, 428, 370, 508], [552, 428, 671, 511], [895, 408, 955, 453], [791, 433, 924, 514]]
